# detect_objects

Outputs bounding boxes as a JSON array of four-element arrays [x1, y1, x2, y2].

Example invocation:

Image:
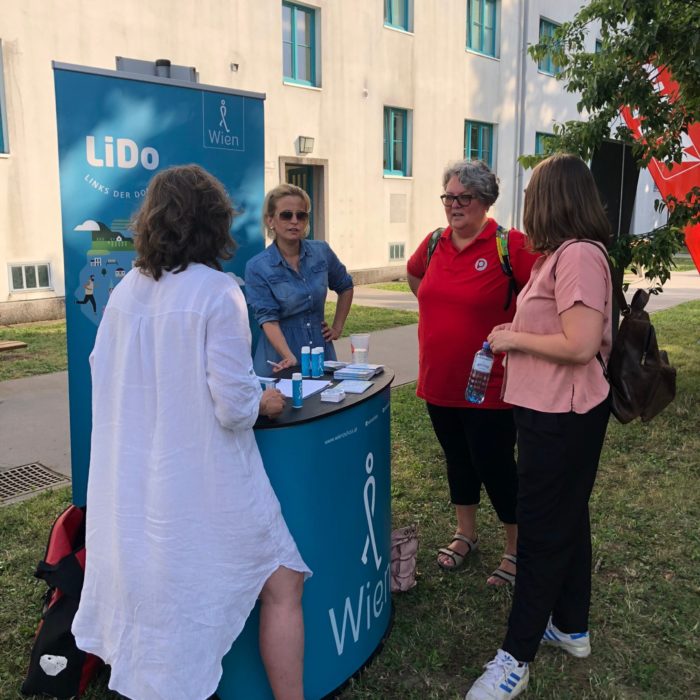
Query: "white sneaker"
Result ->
[[540, 618, 591, 658], [465, 649, 529, 700]]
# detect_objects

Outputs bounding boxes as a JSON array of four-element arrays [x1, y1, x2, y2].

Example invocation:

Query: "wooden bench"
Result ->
[[0, 340, 28, 353]]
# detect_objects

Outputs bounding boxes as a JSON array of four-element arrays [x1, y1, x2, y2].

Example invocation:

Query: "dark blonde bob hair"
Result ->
[[523, 154, 611, 253], [133, 164, 237, 280], [262, 183, 311, 239]]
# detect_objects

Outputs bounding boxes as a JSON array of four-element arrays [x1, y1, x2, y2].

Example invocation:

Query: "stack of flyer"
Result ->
[[333, 363, 384, 381], [323, 360, 348, 372]]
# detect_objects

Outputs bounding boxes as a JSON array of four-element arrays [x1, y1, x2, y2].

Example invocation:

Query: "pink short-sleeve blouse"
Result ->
[[503, 239, 612, 414]]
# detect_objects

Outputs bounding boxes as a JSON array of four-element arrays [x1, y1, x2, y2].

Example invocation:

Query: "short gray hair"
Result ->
[[442, 160, 499, 207]]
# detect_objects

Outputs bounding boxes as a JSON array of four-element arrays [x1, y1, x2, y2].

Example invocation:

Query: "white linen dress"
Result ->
[[72, 264, 311, 700]]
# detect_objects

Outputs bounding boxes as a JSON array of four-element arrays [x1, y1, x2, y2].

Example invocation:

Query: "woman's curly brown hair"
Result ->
[[132, 164, 237, 280]]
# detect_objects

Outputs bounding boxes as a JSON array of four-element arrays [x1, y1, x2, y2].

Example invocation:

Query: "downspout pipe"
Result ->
[[512, 0, 530, 229]]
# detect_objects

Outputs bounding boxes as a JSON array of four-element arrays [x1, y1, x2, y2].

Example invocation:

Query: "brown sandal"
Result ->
[[487, 553, 517, 586], [437, 534, 479, 571]]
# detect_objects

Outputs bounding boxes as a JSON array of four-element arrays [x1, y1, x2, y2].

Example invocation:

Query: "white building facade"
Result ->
[[0, 0, 660, 323]]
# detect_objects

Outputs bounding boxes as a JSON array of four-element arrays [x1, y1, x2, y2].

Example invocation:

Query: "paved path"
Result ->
[[626, 270, 700, 312], [1, 271, 697, 482], [352, 269, 700, 314], [351, 286, 418, 312], [0, 371, 71, 478]]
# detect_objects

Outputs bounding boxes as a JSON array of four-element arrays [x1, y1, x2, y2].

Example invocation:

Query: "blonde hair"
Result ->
[[523, 154, 611, 253], [263, 183, 311, 239]]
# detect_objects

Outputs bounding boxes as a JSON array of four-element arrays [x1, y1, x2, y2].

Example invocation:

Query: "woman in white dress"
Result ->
[[72, 165, 311, 700]]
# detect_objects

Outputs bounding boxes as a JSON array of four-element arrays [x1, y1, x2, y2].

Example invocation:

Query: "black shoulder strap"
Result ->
[[564, 240, 630, 378], [425, 228, 445, 271], [573, 240, 629, 314], [496, 225, 518, 310]]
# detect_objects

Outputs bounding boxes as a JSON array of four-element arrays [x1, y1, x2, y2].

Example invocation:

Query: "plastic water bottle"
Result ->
[[311, 347, 324, 377], [466, 342, 494, 404], [300, 346, 311, 377], [292, 372, 303, 409]]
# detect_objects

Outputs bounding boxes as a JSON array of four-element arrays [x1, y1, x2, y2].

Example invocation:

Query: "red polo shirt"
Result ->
[[407, 219, 539, 408]]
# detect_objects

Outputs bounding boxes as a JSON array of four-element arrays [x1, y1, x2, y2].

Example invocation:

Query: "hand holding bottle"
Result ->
[[466, 342, 494, 404], [487, 323, 516, 353]]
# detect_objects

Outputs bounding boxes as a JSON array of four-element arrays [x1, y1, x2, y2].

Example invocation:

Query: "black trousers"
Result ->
[[502, 398, 610, 662], [76, 294, 96, 313], [426, 404, 517, 524]]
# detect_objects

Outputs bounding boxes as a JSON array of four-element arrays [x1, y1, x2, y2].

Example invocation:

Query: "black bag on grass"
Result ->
[[21, 504, 103, 698]]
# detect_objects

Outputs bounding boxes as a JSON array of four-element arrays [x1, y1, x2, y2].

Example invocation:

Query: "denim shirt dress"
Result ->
[[244, 239, 354, 376]]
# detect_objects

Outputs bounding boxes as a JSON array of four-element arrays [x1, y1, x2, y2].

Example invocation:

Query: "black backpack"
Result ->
[[599, 286, 677, 423], [425, 224, 518, 309], [573, 240, 677, 424], [21, 505, 103, 698]]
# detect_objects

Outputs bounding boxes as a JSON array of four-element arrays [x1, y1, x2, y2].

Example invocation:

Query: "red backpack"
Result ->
[[21, 505, 103, 698]]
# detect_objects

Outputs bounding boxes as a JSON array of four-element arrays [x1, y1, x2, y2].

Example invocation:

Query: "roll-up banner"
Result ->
[[53, 63, 265, 505]]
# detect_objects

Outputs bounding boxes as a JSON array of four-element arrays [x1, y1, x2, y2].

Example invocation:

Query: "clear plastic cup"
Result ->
[[350, 333, 370, 364]]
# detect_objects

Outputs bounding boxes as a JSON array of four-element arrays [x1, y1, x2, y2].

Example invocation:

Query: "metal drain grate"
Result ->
[[0, 463, 70, 505]]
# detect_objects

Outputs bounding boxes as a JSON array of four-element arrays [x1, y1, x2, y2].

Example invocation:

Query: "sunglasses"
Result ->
[[440, 193, 474, 207], [278, 210, 309, 222]]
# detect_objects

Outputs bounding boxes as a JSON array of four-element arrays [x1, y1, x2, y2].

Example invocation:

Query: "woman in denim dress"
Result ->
[[245, 184, 354, 376]]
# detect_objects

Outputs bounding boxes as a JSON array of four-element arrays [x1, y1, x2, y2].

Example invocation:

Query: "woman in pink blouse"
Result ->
[[465, 154, 612, 700]]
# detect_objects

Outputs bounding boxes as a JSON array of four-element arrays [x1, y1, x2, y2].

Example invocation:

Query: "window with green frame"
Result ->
[[467, 0, 499, 57], [384, 107, 409, 176], [538, 18, 562, 75], [595, 39, 603, 54], [9, 263, 52, 291], [0, 41, 7, 153], [384, 0, 411, 31], [465, 121, 493, 167], [535, 132, 554, 155], [282, 2, 316, 86]]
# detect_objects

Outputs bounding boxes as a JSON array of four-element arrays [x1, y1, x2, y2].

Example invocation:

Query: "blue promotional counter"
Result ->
[[217, 370, 394, 700]]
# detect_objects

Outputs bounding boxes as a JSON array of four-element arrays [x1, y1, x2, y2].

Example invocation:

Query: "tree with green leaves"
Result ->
[[522, 0, 700, 286]]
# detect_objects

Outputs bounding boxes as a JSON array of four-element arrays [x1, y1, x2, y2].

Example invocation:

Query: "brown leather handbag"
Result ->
[[390, 524, 418, 592], [599, 285, 677, 424]]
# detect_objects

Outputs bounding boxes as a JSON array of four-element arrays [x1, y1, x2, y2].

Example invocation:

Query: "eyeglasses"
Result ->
[[278, 210, 309, 222], [440, 193, 474, 207]]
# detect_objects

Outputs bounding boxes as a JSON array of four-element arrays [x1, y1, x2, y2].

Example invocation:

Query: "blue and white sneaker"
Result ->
[[541, 618, 591, 658], [465, 649, 529, 700]]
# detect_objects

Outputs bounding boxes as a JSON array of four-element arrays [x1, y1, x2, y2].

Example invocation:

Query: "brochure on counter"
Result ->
[[276, 378, 331, 399], [334, 380, 374, 394], [323, 360, 348, 371], [333, 364, 385, 380]]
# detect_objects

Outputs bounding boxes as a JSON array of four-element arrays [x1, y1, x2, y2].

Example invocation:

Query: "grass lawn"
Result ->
[[368, 281, 411, 293], [0, 322, 68, 382], [626, 255, 699, 276], [0, 305, 417, 382], [326, 301, 417, 335], [1, 302, 698, 699], [671, 258, 698, 272]]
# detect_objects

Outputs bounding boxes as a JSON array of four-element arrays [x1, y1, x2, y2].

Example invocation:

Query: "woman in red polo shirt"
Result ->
[[407, 159, 538, 586]]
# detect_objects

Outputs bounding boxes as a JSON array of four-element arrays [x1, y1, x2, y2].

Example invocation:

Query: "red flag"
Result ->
[[620, 65, 700, 272]]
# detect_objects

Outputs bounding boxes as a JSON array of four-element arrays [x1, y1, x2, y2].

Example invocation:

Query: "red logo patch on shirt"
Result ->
[[475, 258, 488, 271]]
